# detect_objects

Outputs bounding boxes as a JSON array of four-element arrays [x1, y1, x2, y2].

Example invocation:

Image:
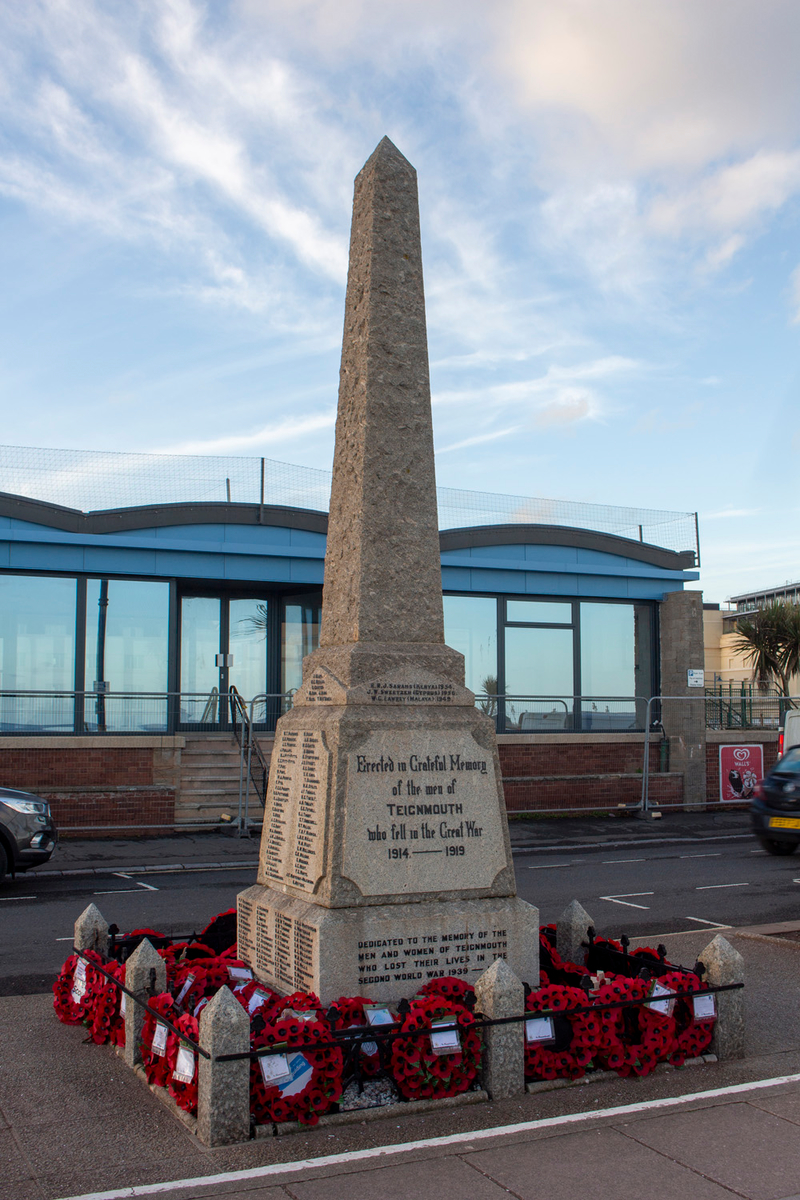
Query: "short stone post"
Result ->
[[556, 900, 594, 969], [124, 938, 166, 1069], [73, 903, 109, 953], [697, 934, 745, 1060], [197, 985, 250, 1146], [474, 958, 525, 1099]]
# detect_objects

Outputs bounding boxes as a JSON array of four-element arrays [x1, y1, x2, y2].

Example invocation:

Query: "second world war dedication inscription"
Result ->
[[342, 731, 506, 895]]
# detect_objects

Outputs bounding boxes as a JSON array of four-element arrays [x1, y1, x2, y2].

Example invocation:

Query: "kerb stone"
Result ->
[[556, 900, 594, 969], [197, 985, 251, 1147], [73, 903, 108, 953], [698, 934, 745, 1060], [123, 938, 166, 1069], [474, 957, 525, 1099]]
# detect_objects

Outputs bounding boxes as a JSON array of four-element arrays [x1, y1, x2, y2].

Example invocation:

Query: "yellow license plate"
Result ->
[[769, 817, 800, 829]]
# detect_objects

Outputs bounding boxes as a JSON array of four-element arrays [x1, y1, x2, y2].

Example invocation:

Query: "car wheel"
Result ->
[[758, 837, 800, 856], [0, 841, 7, 885]]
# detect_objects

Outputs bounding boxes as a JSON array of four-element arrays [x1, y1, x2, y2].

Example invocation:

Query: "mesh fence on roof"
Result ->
[[0, 444, 698, 558]]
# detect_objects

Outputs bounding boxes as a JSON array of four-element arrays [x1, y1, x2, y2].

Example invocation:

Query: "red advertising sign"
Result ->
[[719, 744, 764, 803]]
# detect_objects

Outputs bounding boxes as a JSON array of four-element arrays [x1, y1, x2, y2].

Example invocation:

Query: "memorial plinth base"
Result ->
[[238, 884, 539, 1004]]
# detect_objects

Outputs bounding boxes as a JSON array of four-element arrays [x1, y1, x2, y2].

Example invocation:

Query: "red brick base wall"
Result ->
[[496, 741, 681, 814], [44, 788, 175, 837], [1, 748, 154, 789]]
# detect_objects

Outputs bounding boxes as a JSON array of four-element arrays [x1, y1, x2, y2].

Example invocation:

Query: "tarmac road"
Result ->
[[3, 823, 800, 993]]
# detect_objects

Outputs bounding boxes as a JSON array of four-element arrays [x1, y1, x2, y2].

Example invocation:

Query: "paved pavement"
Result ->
[[5, 809, 798, 1200]]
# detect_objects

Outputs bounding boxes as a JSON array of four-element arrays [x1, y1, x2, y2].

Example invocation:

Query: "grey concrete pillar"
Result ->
[[123, 938, 167, 1069], [73, 903, 109, 953], [474, 957, 525, 1099], [698, 934, 745, 1060], [659, 589, 707, 810], [197, 985, 251, 1146], [556, 900, 594, 969]]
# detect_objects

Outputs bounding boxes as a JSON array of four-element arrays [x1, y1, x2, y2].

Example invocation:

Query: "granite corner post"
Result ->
[[73, 903, 109, 953], [197, 985, 251, 1147], [474, 958, 525, 1099], [698, 934, 745, 1060], [123, 938, 166, 1069], [556, 900, 594, 969]]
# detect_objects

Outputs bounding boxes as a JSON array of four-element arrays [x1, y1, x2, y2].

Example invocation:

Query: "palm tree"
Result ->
[[733, 602, 800, 699]]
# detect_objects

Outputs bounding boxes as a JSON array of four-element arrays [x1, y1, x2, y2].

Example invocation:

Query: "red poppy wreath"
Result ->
[[524, 983, 601, 1081], [390, 995, 481, 1101]]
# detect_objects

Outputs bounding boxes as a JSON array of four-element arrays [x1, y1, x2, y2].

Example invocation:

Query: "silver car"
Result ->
[[0, 788, 58, 883]]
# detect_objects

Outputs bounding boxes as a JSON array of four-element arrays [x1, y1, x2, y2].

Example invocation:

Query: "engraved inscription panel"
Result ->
[[366, 680, 456, 704], [259, 729, 329, 893], [356, 921, 509, 992], [243, 902, 318, 994], [342, 731, 507, 896]]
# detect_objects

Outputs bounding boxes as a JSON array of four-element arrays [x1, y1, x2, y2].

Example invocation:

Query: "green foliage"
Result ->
[[733, 602, 800, 700]]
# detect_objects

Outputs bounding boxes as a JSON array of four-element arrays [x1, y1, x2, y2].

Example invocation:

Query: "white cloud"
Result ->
[[159, 410, 336, 456]]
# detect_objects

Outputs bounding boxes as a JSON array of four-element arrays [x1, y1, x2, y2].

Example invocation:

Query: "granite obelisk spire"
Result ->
[[237, 139, 538, 1003], [322, 137, 444, 649]]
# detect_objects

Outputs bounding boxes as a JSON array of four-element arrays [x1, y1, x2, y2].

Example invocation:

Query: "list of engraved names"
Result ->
[[261, 729, 327, 893]]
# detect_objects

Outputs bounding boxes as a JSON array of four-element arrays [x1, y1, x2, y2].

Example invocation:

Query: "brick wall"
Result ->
[[0, 748, 154, 789], [44, 788, 175, 837], [496, 740, 681, 813]]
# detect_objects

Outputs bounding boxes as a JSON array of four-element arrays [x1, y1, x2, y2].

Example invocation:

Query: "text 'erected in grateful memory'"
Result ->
[[343, 732, 507, 895]]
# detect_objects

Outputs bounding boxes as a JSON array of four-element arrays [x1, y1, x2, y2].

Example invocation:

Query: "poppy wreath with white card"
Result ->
[[52, 951, 106, 1026], [390, 995, 481, 1101], [328, 995, 393, 1077], [658, 971, 715, 1065], [249, 1011, 344, 1127], [416, 977, 476, 1011], [88, 959, 127, 1046], [593, 976, 676, 1077], [166, 1012, 200, 1114], [524, 983, 601, 1081], [140, 993, 180, 1088]]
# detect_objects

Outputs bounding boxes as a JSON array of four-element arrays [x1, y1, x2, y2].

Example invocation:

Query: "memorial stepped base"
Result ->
[[176, 734, 273, 825]]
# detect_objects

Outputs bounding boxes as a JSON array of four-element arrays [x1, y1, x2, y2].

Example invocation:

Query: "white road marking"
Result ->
[[680, 853, 722, 859], [94, 888, 143, 895], [56, 1073, 800, 1200], [113, 872, 132, 879], [602, 858, 645, 864], [56, 936, 74, 941], [525, 863, 573, 870], [599, 892, 653, 909], [0, 894, 36, 900], [136, 881, 159, 891], [696, 882, 749, 890], [683, 917, 732, 928]]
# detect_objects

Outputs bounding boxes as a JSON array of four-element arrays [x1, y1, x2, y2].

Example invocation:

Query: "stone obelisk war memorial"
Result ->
[[238, 138, 538, 1003]]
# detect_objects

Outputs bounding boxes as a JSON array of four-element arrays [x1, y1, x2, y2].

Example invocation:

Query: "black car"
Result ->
[[0, 787, 58, 883], [750, 747, 800, 855]]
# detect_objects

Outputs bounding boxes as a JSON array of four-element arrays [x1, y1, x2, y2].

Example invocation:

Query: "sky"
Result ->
[[0, 0, 799, 602]]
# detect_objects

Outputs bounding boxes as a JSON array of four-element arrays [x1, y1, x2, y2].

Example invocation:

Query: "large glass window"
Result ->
[[579, 602, 635, 731], [85, 579, 170, 731], [443, 596, 498, 706], [282, 600, 321, 697], [505, 626, 574, 731], [0, 574, 76, 731]]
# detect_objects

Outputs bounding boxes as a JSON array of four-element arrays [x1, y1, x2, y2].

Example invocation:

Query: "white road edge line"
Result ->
[[93, 889, 142, 895], [683, 917, 732, 928], [56, 1073, 800, 1200], [695, 883, 749, 890], [602, 858, 646, 864], [680, 853, 722, 859], [0, 895, 36, 901], [599, 893, 653, 909], [525, 863, 573, 870]]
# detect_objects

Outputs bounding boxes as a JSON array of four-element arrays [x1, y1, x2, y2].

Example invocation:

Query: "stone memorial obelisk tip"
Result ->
[[320, 136, 443, 649]]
